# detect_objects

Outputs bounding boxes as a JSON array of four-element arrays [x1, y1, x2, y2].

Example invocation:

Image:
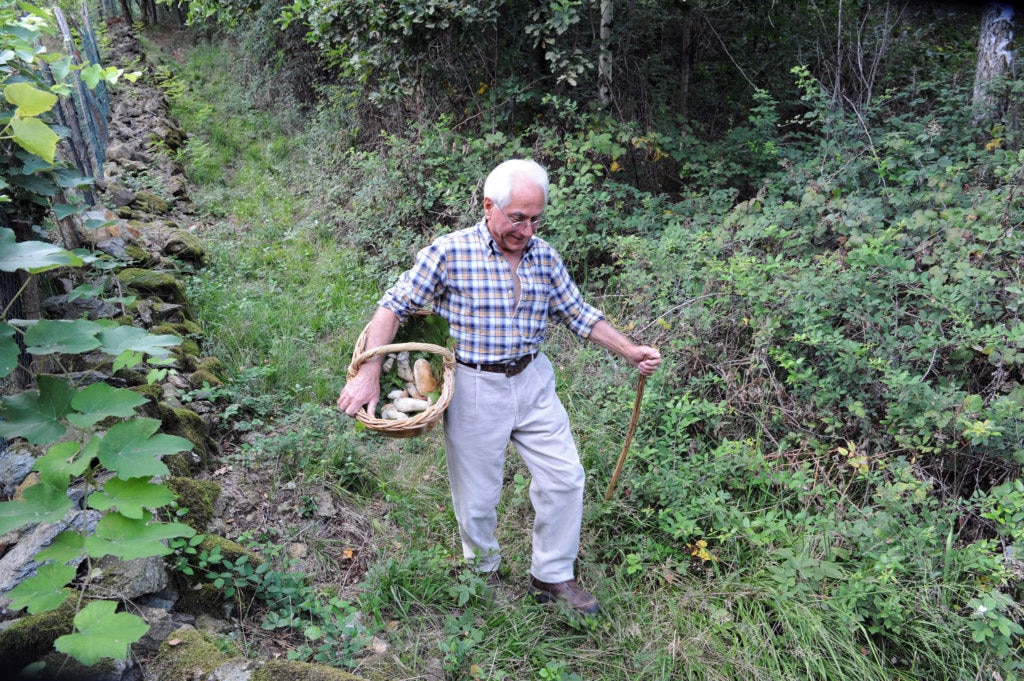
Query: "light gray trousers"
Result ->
[[443, 352, 584, 582]]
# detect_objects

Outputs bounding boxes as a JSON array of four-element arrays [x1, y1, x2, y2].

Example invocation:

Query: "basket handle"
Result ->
[[349, 342, 455, 375]]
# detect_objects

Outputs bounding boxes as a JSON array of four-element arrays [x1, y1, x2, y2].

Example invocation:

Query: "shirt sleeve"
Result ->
[[378, 241, 447, 323], [546, 250, 605, 339]]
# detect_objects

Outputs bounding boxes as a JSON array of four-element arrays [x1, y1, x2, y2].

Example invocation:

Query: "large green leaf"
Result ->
[[54, 600, 149, 666], [96, 418, 193, 479], [88, 477, 175, 520], [96, 325, 181, 358], [23, 318, 103, 354], [67, 382, 149, 428], [0, 482, 73, 534], [33, 441, 90, 488], [0, 227, 81, 273], [0, 375, 74, 443], [35, 530, 86, 564], [6, 563, 75, 614], [84, 510, 195, 560], [9, 114, 58, 164], [4, 82, 58, 116], [0, 322, 19, 377]]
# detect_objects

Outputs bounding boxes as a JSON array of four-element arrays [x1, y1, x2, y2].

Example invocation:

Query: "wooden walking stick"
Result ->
[[604, 373, 647, 502]]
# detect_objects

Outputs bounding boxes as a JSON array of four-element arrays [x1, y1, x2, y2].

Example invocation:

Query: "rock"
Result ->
[[42, 293, 121, 321], [91, 555, 170, 602], [109, 186, 137, 207], [97, 237, 129, 259], [134, 190, 170, 214], [133, 605, 195, 656], [0, 510, 99, 612], [285, 543, 308, 560], [0, 447, 36, 497], [117, 268, 190, 310]]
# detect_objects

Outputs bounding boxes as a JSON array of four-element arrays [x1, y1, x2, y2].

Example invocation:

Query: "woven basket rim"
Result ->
[[347, 330, 456, 438]]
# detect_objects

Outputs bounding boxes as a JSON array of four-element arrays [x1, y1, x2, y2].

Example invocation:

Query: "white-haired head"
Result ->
[[483, 159, 549, 208]]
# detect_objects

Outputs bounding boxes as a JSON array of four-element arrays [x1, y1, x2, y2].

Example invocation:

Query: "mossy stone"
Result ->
[[134, 401, 209, 475], [196, 356, 226, 378], [151, 320, 202, 338], [189, 369, 224, 388], [129, 383, 163, 402], [0, 597, 76, 672], [116, 268, 191, 312], [252, 659, 368, 681], [134, 190, 171, 214], [164, 229, 207, 266], [164, 477, 221, 533], [124, 243, 158, 267], [144, 626, 234, 681]]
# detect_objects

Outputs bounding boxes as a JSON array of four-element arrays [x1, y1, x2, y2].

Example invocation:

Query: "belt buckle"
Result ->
[[504, 355, 530, 377]]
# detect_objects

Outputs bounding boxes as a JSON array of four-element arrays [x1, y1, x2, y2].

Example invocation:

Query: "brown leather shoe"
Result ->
[[528, 577, 600, 614]]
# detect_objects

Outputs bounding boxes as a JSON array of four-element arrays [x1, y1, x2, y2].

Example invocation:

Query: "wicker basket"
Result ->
[[347, 324, 456, 438]]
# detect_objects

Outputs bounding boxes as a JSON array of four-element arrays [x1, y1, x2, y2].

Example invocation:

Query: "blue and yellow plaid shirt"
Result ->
[[379, 220, 605, 364]]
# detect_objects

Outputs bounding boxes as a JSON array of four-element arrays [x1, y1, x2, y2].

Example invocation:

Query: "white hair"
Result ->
[[483, 159, 549, 208]]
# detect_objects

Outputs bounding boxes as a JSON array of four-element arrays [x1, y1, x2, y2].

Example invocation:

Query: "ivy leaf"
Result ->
[[0, 227, 81, 273], [0, 322, 19, 378], [34, 441, 90, 488], [9, 114, 59, 164], [4, 81, 58, 116], [0, 482, 73, 534], [6, 563, 76, 614], [96, 418, 193, 479], [35, 530, 86, 564], [67, 382, 149, 428], [0, 375, 75, 443], [54, 600, 149, 666], [84, 510, 195, 560], [88, 477, 175, 519], [97, 325, 181, 358], [23, 318, 103, 355]]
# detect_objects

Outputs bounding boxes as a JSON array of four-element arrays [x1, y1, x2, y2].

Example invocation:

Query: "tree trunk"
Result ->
[[598, 0, 614, 108], [972, 2, 1015, 125], [677, 8, 696, 118]]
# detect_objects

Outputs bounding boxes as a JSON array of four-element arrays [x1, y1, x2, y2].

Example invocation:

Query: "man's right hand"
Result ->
[[337, 307, 401, 417], [337, 360, 382, 417]]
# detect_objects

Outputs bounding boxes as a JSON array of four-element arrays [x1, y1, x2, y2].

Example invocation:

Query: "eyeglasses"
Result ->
[[497, 205, 543, 231]]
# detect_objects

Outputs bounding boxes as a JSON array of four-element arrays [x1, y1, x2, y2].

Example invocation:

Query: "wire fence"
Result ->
[[45, 3, 112, 205]]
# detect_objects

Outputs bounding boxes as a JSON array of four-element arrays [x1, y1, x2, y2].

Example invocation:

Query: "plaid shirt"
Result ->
[[379, 220, 605, 364]]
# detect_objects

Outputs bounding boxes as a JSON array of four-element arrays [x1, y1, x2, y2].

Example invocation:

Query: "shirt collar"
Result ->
[[474, 219, 536, 258]]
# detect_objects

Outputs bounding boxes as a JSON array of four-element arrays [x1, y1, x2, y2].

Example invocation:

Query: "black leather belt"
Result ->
[[457, 354, 535, 377]]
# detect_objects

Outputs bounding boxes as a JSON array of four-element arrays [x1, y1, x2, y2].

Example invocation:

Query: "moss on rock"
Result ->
[[188, 369, 223, 388], [133, 190, 171, 214], [252, 659, 367, 681], [136, 400, 212, 473], [163, 229, 206, 267], [144, 626, 235, 681], [0, 597, 76, 672], [117, 268, 191, 313], [164, 477, 221, 533], [124, 243, 159, 267]]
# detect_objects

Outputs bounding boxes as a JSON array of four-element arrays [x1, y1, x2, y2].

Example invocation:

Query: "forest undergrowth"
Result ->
[[143, 16, 1024, 681]]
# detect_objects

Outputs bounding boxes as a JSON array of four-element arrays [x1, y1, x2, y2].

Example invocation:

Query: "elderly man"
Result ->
[[338, 159, 661, 614]]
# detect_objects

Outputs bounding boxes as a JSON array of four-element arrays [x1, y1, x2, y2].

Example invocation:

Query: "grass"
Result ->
[[141, 26, 1017, 681]]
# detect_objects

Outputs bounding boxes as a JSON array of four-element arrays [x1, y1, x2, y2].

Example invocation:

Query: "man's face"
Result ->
[[484, 182, 545, 258]]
